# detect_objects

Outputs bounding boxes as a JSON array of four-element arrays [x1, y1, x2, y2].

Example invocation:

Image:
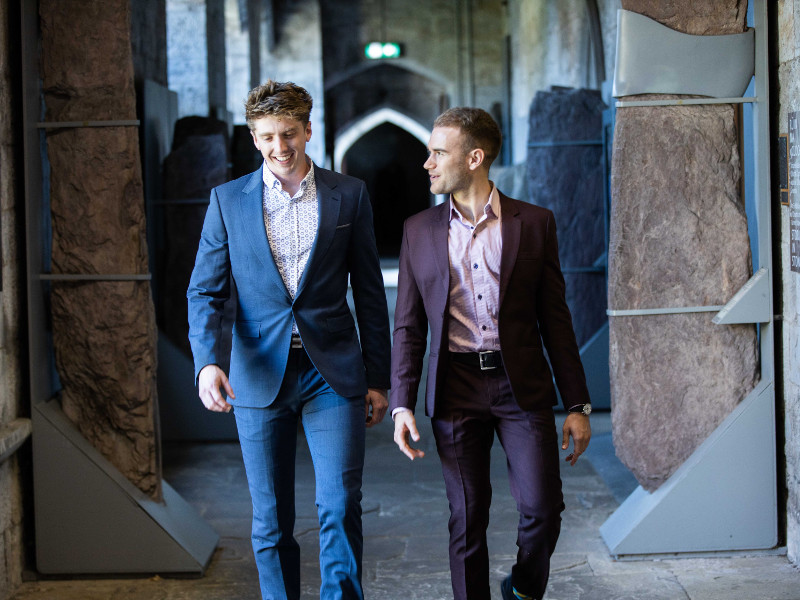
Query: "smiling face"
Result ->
[[250, 115, 312, 185], [423, 126, 472, 196]]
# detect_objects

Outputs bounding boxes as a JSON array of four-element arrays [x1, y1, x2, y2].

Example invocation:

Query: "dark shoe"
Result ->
[[501, 574, 536, 600], [500, 575, 515, 600]]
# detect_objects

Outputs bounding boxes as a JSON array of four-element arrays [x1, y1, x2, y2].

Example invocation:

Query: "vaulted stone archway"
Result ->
[[335, 109, 432, 257]]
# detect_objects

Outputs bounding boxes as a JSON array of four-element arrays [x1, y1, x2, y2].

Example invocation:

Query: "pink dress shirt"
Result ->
[[447, 185, 502, 352]]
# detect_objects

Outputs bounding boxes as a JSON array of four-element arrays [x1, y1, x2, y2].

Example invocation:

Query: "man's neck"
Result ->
[[269, 157, 311, 197], [451, 179, 493, 225]]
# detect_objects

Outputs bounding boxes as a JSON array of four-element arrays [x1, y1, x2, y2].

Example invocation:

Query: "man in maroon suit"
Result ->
[[390, 107, 591, 600]]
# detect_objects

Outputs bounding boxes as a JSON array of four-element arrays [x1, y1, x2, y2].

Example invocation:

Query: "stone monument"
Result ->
[[40, 0, 161, 498], [609, 1, 757, 491]]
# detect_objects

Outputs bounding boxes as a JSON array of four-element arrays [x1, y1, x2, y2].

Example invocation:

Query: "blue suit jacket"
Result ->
[[187, 165, 391, 407]]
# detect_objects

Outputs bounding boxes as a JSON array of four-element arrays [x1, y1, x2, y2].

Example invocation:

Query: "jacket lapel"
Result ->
[[431, 200, 451, 300], [498, 193, 520, 308], [239, 166, 289, 297], [295, 166, 341, 299]]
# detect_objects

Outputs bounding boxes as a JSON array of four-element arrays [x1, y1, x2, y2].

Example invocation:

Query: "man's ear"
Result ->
[[467, 148, 486, 171], [250, 129, 259, 149]]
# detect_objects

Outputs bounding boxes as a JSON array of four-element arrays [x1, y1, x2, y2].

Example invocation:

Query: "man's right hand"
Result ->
[[393, 410, 425, 460], [198, 364, 235, 412]]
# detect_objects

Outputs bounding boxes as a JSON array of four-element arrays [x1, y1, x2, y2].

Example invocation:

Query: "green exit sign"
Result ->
[[365, 42, 403, 59]]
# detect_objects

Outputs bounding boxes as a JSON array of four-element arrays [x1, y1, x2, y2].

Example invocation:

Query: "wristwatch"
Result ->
[[568, 403, 592, 416]]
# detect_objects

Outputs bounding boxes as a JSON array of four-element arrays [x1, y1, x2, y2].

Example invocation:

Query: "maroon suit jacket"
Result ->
[[390, 193, 590, 418]]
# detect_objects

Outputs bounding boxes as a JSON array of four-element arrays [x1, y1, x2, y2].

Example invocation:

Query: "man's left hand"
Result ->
[[365, 388, 388, 427], [562, 412, 591, 466]]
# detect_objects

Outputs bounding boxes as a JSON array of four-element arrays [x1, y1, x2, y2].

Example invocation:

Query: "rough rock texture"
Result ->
[[608, 99, 758, 491], [620, 0, 748, 35], [527, 87, 607, 346], [1, 0, 26, 595], [777, 4, 800, 567], [40, 0, 161, 498], [160, 117, 229, 356]]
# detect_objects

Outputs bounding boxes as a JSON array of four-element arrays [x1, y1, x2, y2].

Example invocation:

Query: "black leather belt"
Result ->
[[449, 350, 503, 370]]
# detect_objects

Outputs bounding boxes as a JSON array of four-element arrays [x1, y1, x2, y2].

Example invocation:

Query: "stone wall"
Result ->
[[321, 0, 504, 115], [167, 0, 209, 117], [777, 0, 800, 568], [131, 0, 168, 87], [608, 2, 756, 491], [222, 0, 326, 163], [320, 0, 505, 149], [40, 0, 161, 499], [0, 0, 27, 597], [508, 0, 621, 164]]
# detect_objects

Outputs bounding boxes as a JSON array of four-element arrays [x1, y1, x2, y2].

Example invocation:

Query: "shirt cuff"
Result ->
[[391, 407, 412, 420]]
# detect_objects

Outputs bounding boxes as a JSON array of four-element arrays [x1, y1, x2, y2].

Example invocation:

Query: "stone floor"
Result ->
[[11, 412, 800, 600]]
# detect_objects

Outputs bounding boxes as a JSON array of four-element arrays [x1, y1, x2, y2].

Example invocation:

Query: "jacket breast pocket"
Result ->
[[234, 320, 261, 338]]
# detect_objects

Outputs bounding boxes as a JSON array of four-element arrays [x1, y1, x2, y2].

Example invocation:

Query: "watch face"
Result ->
[[583, 403, 592, 416]]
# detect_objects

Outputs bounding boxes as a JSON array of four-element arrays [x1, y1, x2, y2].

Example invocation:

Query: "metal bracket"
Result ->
[[713, 268, 771, 325], [617, 97, 757, 108], [36, 120, 140, 129], [607, 305, 724, 317], [40, 274, 151, 282], [613, 9, 754, 99]]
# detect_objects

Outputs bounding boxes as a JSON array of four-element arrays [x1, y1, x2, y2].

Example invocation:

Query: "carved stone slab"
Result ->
[[41, 0, 160, 498], [608, 100, 758, 491], [527, 87, 607, 346]]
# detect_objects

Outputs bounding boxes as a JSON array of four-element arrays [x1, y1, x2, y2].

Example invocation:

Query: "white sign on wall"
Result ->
[[789, 111, 800, 273]]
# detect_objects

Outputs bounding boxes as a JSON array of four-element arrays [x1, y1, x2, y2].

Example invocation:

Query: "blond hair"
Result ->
[[245, 80, 313, 129]]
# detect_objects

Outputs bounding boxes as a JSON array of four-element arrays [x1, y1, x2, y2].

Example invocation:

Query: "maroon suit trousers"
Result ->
[[431, 357, 565, 600]]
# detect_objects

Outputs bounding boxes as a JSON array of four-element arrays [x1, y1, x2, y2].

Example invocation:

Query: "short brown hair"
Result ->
[[245, 80, 313, 129], [433, 107, 502, 167]]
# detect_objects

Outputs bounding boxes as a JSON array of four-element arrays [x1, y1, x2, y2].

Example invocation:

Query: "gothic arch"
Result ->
[[333, 107, 430, 172]]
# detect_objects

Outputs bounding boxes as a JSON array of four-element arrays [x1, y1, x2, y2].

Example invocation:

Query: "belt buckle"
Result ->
[[479, 350, 496, 370]]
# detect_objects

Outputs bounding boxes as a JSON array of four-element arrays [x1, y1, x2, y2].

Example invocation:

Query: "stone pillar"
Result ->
[[0, 0, 26, 595], [167, 0, 208, 118], [777, 0, 800, 567], [608, 1, 757, 491], [40, 0, 161, 499], [527, 87, 607, 346], [207, 0, 227, 118], [247, 0, 261, 89]]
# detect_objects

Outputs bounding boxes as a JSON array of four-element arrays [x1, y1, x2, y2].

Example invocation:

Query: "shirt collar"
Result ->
[[262, 158, 315, 195], [449, 183, 501, 223]]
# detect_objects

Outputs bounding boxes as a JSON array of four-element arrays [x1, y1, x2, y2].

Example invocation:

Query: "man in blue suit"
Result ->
[[187, 80, 391, 600]]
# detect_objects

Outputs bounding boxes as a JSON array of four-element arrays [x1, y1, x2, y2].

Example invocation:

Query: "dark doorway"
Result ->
[[343, 123, 431, 257]]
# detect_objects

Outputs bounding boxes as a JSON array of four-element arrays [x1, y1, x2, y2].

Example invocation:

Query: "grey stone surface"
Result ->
[[40, 0, 160, 498], [608, 100, 758, 491], [130, 0, 167, 87], [620, 0, 748, 35], [777, 4, 800, 569], [0, 0, 27, 596], [527, 87, 607, 346], [11, 413, 800, 600]]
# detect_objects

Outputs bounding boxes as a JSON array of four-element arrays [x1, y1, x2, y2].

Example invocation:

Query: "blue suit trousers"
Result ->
[[234, 348, 366, 600]]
